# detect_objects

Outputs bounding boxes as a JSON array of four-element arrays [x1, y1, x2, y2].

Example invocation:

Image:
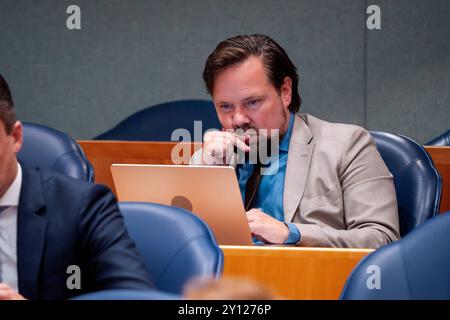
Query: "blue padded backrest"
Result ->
[[95, 99, 221, 141], [426, 129, 450, 146], [18, 122, 94, 182], [340, 212, 450, 300], [370, 131, 441, 236], [119, 202, 223, 294]]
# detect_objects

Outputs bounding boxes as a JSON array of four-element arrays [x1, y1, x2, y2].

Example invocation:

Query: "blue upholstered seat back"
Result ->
[[95, 100, 221, 141], [119, 202, 223, 294], [341, 212, 450, 299], [19, 122, 94, 182], [426, 129, 450, 146], [371, 131, 441, 236]]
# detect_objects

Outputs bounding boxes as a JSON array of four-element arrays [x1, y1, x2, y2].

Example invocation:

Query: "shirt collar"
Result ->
[[0, 163, 22, 207], [279, 112, 295, 152]]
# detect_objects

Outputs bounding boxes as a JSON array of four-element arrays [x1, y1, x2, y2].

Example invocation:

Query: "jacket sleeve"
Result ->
[[296, 128, 401, 248], [77, 184, 155, 291]]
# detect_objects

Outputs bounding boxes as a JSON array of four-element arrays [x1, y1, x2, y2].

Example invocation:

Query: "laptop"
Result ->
[[111, 164, 253, 245]]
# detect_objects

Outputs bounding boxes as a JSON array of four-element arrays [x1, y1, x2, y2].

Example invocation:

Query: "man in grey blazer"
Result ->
[[193, 34, 400, 248]]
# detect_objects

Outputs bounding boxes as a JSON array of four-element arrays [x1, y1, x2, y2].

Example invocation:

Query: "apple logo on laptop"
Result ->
[[171, 195, 193, 211]]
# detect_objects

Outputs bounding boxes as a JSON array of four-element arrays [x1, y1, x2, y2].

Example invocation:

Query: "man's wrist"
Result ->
[[284, 223, 301, 244]]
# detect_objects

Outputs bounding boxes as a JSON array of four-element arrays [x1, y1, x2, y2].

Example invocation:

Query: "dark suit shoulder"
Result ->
[[20, 166, 153, 297]]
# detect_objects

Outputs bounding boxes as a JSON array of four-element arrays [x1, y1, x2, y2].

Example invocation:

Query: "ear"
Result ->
[[280, 77, 292, 111], [11, 121, 23, 154]]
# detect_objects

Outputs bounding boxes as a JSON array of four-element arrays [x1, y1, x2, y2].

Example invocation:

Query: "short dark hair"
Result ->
[[0, 73, 16, 134], [203, 34, 301, 113]]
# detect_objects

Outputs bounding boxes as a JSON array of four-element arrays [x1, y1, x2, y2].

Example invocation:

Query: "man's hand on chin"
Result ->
[[246, 208, 289, 244], [0, 283, 26, 300]]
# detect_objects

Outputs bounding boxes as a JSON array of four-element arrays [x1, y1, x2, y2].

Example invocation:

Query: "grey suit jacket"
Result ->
[[192, 113, 400, 248]]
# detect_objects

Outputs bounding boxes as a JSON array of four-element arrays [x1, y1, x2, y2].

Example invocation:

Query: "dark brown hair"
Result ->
[[0, 73, 16, 134], [203, 34, 301, 113]]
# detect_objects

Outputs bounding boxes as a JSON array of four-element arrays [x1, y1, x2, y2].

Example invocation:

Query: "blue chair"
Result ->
[[119, 202, 223, 294], [72, 289, 179, 300], [340, 212, 450, 300], [95, 99, 221, 141], [426, 129, 450, 146], [370, 131, 442, 236], [18, 122, 94, 182]]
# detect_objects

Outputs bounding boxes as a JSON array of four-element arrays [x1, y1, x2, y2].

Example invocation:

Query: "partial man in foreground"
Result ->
[[0, 73, 154, 299], [192, 34, 400, 248]]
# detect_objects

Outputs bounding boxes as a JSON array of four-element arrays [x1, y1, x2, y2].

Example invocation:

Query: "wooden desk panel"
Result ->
[[78, 141, 450, 212], [425, 147, 450, 213], [221, 246, 372, 300]]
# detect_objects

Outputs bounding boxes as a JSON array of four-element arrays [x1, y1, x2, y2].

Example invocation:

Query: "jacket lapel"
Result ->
[[17, 165, 47, 300], [283, 114, 315, 222]]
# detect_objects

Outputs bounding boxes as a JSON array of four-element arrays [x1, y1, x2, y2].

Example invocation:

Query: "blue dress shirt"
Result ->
[[237, 113, 301, 244]]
